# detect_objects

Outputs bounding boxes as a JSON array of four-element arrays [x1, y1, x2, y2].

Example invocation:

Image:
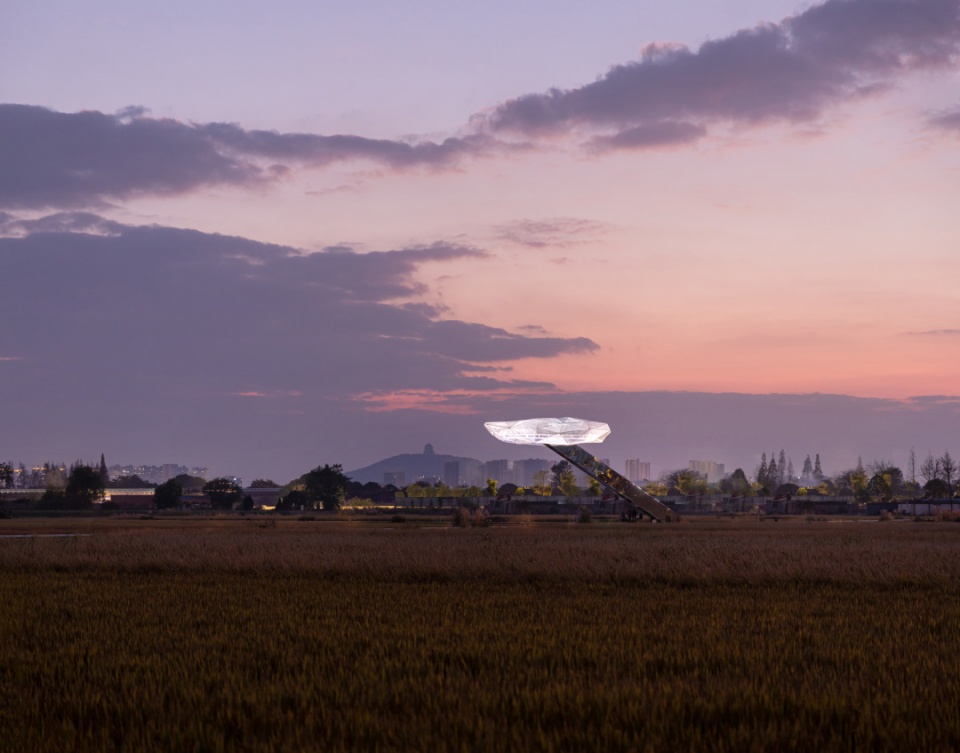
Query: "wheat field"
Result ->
[[2, 517, 959, 751]]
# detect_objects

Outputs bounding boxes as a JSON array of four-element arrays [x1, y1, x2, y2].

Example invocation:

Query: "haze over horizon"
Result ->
[[2, 0, 958, 483]]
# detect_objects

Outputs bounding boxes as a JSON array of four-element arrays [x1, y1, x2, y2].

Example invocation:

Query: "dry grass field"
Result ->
[[2, 516, 960, 751]]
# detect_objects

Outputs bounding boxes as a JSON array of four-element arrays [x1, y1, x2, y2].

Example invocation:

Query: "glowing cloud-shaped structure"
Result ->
[[483, 417, 610, 445], [484, 416, 671, 521]]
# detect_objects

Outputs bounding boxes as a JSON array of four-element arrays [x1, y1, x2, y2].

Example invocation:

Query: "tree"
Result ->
[[0, 463, 12, 488], [835, 467, 869, 501], [756, 452, 768, 489], [919, 453, 941, 484], [923, 478, 952, 499], [813, 454, 824, 481], [531, 470, 550, 496], [45, 463, 66, 490], [303, 464, 351, 510], [586, 478, 602, 497], [550, 461, 578, 496], [855, 458, 867, 496], [908, 447, 917, 484], [777, 450, 787, 486], [485, 478, 498, 497], [643, 481, 669, 497], [66, 465, 105, 506], [940, 451, 957, 489], [663, 469, 707, 497], [36, 489, 67, 510], [154, 479, 182, 509], [114, 474, 154, 489], [249, 478, 279, 488], [203, 478, 243, 509], [901, 478, 922, 498], [405, 481, 430, 498], [406, 480, 434, 498], [174, 474, 207, 491], [276, 489, 312, 512], [868, 463, 904, 503], [801, 455, 814, 485], [723, 468, 751, 497]]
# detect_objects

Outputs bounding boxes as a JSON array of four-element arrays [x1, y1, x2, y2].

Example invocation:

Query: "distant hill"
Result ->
[[346, 444, 481, 486]]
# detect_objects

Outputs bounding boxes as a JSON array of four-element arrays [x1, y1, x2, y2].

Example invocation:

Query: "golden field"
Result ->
[[2, 516, 959, 751]]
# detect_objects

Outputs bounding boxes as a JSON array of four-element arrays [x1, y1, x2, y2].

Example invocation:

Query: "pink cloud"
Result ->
[[353, 384, 561, 413], [231, 390, 303, 398]]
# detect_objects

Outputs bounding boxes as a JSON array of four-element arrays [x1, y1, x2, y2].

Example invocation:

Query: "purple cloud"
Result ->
[[3, 1, 956, 211], [905, 328, 960, 335], [486, 0, 960, 149], [197, 121, 488, 168], [493, 217, 609, 248], [588, 121, 707, 151], [0, 216, 600, 476], [0, 215, 595, 396], [928, 106, 960, 130], [2, 219, 956, 482], [0, 211, 125, 236], [0, 105, 490, 209], [906, 394, 960, 404]]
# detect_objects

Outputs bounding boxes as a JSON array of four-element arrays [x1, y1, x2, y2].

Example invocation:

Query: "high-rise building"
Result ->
[[383, 471, 406, 487], [625, 459, 652, 484], [483, 459, 512, 485], [443, 461, 459, 487], [512, 458, 551, 487], [443, 459, 483, 487], [462, 459, 484, 487], [688, 460, 725, 483]]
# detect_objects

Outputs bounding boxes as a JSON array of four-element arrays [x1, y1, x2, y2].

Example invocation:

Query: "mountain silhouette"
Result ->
[[346, 444, 482, 485]]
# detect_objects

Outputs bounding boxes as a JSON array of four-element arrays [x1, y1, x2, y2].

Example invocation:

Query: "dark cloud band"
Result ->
[[1, 0, 956, 210], [0, 216, 596, 396], [0, 105, 489, 210], [487, 0, 960, 149]]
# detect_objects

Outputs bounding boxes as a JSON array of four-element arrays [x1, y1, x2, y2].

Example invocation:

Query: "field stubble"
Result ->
[[2, 518, 960, 751], [2, 517, 960, 584]]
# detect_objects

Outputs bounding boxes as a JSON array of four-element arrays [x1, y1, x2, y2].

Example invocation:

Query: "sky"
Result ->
[[2, 0, 959, 484]]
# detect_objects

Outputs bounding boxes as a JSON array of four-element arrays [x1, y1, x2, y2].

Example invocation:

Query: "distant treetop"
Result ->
[[173, 474, 207, 490]]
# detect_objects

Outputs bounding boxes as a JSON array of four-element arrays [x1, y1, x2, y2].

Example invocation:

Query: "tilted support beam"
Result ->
[[545, 443, 672, 522]]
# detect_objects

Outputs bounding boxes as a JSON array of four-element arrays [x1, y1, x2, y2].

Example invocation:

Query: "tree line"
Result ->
[[647, 449, 958, 503], [3, 448, 957, 514]]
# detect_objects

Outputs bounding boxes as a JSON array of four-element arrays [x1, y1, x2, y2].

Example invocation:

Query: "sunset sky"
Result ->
[[2, 0, 959, 483]]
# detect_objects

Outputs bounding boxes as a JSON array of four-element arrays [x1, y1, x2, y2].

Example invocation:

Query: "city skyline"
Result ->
[[2, 0, 959, 483], [0, 431, 950, 491]]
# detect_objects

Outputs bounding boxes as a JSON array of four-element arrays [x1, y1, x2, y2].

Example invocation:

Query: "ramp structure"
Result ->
[[544, 443, 671, 521], [483, 417, 671, 521]]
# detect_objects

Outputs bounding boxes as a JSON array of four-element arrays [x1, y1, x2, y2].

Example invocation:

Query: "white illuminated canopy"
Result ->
[[484, 417, 611, 445]]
